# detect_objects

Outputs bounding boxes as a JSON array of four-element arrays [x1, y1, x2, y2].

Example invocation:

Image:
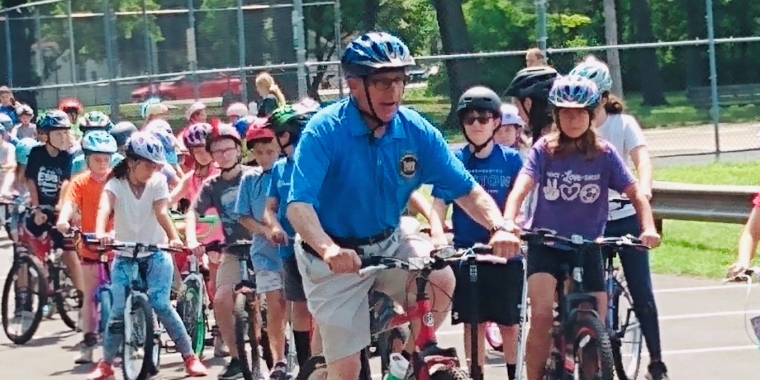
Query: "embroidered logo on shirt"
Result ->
[[399, 153, 418, 177]]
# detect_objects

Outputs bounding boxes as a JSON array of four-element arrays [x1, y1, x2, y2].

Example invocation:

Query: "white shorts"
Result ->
[[255, 269, 284, 294]]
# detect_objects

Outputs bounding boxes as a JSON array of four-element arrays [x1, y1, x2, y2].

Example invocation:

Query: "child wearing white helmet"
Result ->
[[88, 131, 208, 380], [225, 102, 249, 124], [13, 104, 36, 140], [495, 103, 529, 157]]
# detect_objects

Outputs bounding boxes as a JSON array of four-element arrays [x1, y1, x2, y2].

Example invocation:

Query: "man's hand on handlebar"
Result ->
[[266, 226, 287, 246], [55, 220, 71, 234], [95, 231, 114, 246], [726, 261, 751, 280], [488, 229, 522, 260], [639, 228, 661, 249], [324, 244, 361, 274]]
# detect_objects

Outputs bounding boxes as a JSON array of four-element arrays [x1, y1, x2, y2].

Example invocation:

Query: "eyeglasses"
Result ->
[[211, 147, 238, 157], [367, 76, 407, 91], [462, 116, 494, 126]]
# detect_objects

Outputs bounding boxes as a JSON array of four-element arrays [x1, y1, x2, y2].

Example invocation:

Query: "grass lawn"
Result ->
[[650, 162, 760, 278]]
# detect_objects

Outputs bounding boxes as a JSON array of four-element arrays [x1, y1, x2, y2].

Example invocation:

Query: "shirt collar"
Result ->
[[345, 97, 406, 139]]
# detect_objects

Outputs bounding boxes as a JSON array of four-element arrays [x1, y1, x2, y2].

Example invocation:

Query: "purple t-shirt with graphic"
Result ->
[[521, 137, 635, 240]]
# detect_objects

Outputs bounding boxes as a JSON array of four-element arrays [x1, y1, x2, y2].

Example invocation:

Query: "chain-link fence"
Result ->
[[2, 0, 759, 157], [0, 0, 340, 119]]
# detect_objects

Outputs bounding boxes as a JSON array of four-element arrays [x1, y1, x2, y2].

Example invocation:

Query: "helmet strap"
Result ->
[[356, 79, 389, 143]]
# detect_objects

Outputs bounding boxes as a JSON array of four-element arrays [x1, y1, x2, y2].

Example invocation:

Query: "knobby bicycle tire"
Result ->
[[296, 355, 327, 380], [571, 316, 614, 380], [430, 366, 470, 380], [234, 291, 260, 380], [178, 281, 206, 356], [122, 294, 157, 380], [1, 254, 47, 344], [610, 281, 643, 380]]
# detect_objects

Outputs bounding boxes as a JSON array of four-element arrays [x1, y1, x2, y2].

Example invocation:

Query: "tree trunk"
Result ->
[[362, 0, 380, 31], [2, 0, 38, 111], [629, 0, 667, 105], [683, 0, 706, 88], [603, 0, 624, 97], [430, 0, 478, 129]]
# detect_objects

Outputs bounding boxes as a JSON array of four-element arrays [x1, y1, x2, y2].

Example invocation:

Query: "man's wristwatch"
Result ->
[[491, 220, 518, 234]]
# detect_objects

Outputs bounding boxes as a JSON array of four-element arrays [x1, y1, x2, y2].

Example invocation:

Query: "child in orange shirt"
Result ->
[[56, 130, 118, 365]]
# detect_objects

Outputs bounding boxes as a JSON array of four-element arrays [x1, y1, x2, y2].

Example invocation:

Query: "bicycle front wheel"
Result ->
[[121, 294, 157, 380], [571, 315, 614, 380], [611, 277, 643, 380], [234, 291, 260, 380], [1, 255, 46, 344], [178, 280, 206, 356], [53, 266, 80, 330]]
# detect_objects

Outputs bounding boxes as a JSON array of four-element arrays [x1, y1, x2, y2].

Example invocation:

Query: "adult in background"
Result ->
[[0, 86, 19, 125], [525, 47, 546, 67], [255, 72, 287, 118], [286, 31, 518, 380]]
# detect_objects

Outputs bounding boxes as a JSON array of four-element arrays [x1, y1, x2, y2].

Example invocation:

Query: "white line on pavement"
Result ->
[[654, 283, 757, 293]]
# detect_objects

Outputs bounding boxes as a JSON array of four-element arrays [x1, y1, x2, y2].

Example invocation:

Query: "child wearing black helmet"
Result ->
[[430, 86, 524, 380]]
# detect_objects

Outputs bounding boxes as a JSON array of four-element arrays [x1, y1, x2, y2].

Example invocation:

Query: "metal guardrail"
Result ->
[[651, 181, 758, 224]]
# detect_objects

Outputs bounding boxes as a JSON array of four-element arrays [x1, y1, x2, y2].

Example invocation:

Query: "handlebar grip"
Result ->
[[471, 243, 493, 254], [360, 256, 383, 268]]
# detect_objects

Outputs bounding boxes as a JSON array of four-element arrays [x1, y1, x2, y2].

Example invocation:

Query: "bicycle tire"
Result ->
[[234, 291, 260, 380], [430, 366, 470, 380], [121, 294, 156, 380], [296, 355, 327, 380], [0, 255, 47, 344], [571, 316, 614, 380], [53, 267, 78, 330], [611, 281, 643, 380], [178, 282, 206, 356]]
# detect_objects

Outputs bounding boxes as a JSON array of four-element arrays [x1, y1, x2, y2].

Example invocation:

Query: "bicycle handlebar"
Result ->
[[521, 228, 649, 249], [358, 244, 509, 276]]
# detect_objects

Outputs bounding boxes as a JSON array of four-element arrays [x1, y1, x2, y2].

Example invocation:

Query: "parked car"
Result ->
[[130, 73, 242, 102]]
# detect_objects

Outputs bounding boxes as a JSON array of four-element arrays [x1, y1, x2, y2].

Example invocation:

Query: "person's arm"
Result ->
[[56, 180, 70, 210], [169, 174, 191, 205], [96, 190, 115, 236], [24, 150, 39, 207], [453, 186, 507, 231], [610, 148, 658, 236], [2, 145, 16, 171], [233, 173, 268, 235], [263, 197, 283, 231], [0, 168, 16, 195], [735, 207, 760, 269], [503, 173, 535, 223], [286, 127, 337, 257], [185, 181, 213, 246], [56, 179, 79, 225], [430, 197, 450, 242], [630, 146, 653, 199], [154, 198, 182, 242]]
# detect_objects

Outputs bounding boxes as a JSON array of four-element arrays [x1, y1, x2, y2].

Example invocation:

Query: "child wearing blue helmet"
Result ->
[[56, 130, 119, 364]]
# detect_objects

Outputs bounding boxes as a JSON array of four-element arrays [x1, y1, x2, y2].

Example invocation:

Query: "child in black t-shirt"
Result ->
[[24, 110, 81, 299]]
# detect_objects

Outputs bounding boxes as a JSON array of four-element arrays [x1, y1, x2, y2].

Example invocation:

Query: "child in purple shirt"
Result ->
[[500, 75, 660, 380]]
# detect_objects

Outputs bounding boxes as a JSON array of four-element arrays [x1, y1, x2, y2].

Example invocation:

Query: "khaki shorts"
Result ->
[[294, 216, 431, 362], [216, 253, 244, 292]]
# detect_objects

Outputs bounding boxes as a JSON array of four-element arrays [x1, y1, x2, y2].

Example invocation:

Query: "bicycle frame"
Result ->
[[368, 265, 458, 380]]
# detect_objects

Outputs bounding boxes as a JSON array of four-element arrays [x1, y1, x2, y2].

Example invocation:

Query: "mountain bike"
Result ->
[[1, 205, 80, 344], [298, 246, 470, 380], [521, 228, 649, 380], [81, 236, 185, 380], [604, 198, 644, 380]]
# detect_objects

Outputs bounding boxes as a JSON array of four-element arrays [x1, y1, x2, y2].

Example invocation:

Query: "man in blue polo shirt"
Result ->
[[286, 32, 520, 380]]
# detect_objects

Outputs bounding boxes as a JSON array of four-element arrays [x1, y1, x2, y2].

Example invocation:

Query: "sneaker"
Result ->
[[214, 336, 230, 358], [75, 344, 94, 364], [218, 358, 244, 380], [184, 354, 208, 377], [269, 361, 287, 380], [645, 361, 670, 380], [86, 360, 115, 380]]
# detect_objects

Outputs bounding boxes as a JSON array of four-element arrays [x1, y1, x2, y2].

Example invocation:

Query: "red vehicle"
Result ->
[[131, 73, 241, 102]]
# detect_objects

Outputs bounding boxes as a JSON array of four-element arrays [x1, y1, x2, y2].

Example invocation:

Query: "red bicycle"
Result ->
[[297, 247, 470, 380]]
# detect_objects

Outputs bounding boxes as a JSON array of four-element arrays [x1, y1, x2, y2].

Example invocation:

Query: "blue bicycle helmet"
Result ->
[[548, 75, 601, 110], [110, 121, 137, 148], [37, 109, 72, 131], [125, 131, 166, 165], [233, 115, 255, 138], [569, 56, 613, 93], [82, 130, 118, 155], [15, 138, 40, 166], [341, 32, 415, 78], [144, 120, 178, 165]]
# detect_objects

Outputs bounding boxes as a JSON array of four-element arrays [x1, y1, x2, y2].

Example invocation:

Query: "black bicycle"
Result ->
[[521, 228, 649, 380]]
